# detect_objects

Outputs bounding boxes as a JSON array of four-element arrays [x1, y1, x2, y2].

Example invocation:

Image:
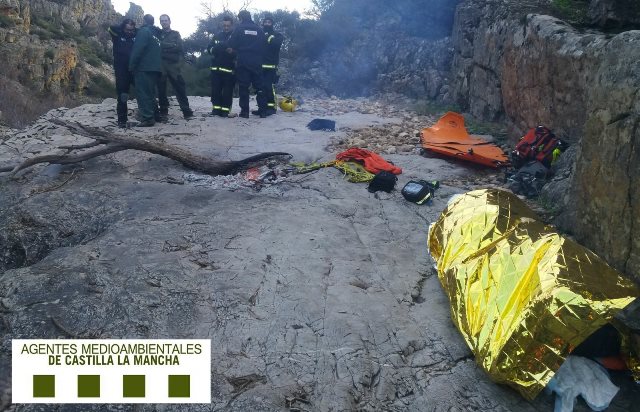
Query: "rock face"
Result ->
[[448, 0, 640, 280], [0, 0, 121, 126], [29, 0, 116, 31], [0, 0, 119, 88], [589, 0, 640, 29]]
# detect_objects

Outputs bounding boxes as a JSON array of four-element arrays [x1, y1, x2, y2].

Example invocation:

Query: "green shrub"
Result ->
[[85, 74, 114, 98], [180, 57, 211, 97], [85, 55, 102, 67], [551, 0, 590, 26], [0, 14, 16, 28], [44, 49, 55, 60]]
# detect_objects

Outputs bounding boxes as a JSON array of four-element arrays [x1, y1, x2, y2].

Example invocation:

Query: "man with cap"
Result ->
[[226, 10, 268, 118], [254, 14, 283, 117], [208, 15, 236, 118], [157, 14, 194, 120], [129, 14, 162, 127]]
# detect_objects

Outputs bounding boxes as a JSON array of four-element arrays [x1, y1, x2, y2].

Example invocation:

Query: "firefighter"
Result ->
[[107, 18, 136, 128], [208, 15, 236, 118], [157, 14, 194, 120], [129, 14, 162, 127], [226, 10, 268, 118], [255, 14, 283, 117]]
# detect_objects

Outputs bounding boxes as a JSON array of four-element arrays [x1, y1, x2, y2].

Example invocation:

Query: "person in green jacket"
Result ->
[[129, 14, 162, 127], [157, 14, 194, 120]]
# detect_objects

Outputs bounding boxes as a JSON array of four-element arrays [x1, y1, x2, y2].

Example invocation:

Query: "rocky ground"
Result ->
[[0, 96, 638, 411]]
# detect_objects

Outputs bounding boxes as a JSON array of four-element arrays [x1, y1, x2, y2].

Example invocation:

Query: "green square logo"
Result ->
[[33, 375, 55, 398], [168, 375, 190, 398], [77, 375, 100, 398], [123, 375, 146, 398]]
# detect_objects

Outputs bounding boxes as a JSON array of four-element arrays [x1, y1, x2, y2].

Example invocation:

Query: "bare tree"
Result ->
[[239, 0, 253, 11], [308, 0, 335, 18], [200, 1, 216, 19]]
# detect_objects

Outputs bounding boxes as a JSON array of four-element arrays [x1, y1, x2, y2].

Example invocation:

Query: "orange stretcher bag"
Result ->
[[421, 112, 509, 168]]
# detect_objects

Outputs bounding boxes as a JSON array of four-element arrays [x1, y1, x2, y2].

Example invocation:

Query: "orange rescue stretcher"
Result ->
[[421, 112, 509, 168]]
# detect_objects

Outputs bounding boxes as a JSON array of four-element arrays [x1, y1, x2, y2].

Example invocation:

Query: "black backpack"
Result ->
[[368, 171, 398, 193], [402, 180, 439, 204]]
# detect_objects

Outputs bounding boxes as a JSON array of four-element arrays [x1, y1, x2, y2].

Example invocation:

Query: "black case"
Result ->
[[402, 180, 436, 204]]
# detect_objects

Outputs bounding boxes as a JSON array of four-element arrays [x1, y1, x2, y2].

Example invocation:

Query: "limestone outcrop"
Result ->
[[447, 0, 640, 280], [0, 0, 123, 126]]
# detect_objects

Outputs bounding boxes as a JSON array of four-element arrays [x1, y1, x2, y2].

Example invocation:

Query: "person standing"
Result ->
[[129, 14, 162, 127], [226, 10, 267, 118], [107, 18, 136, 128], [257, 14, 283, 116], [157, 14, 194, 120], [208, 15, 236, 118]]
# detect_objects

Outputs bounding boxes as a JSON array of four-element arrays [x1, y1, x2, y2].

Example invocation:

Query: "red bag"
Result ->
[[512, 126, 560, 168]]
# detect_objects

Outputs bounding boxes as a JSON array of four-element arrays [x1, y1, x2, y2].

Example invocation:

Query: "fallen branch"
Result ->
[[0, 120, 291, 177]]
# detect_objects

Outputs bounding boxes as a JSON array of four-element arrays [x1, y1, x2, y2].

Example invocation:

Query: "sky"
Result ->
[[111, 0, 314, 36]]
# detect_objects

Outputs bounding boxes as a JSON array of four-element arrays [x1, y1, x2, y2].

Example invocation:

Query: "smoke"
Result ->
[[293, 0, 459, 96]]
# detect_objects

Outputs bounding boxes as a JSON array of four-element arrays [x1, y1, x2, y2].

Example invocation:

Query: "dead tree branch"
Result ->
[[0, 120, 290, 177]]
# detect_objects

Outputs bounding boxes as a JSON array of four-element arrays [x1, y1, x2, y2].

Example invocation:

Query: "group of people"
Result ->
[[209, 10, 283, 119], [108, 10, 283, 128]]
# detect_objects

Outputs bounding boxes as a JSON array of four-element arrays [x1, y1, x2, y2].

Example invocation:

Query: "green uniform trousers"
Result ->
[[134, 71, 160, 122]]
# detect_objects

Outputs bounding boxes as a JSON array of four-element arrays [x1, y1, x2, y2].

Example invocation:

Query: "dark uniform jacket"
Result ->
[[262, 30, 283, 68], [158, 29, 184, 64], [208, 31, 235, 71], [108, 25, 136, 71], [129, 24, 162, 73], [227, 20, 265, 70]]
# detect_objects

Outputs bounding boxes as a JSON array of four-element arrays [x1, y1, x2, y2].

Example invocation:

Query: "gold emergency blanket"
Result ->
[[428, 189, 639, 399]]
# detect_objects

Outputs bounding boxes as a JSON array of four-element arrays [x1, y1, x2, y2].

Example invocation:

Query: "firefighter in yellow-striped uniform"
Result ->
[[253, 14, 283, 117], [208, 15, 236, 118]]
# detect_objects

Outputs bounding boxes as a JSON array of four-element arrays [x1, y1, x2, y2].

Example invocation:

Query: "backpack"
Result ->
[[512, 126, 561, 168], [368, 171, 397, 193], [401, 180, 439, 205]]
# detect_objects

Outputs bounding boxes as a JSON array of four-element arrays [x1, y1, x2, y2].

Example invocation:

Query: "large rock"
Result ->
[[29, 0, 118, 31], [0, 0, 122, 126], [449, 0, 640, 281], [569, 30, 640, 278]]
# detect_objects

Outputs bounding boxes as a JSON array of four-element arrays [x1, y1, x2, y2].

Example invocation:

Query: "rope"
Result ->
[[291, 160, 374, 183], [333, 161, 374, 183]]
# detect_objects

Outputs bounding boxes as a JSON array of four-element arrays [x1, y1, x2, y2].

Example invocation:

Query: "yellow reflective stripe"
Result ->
[[210, 67, 218, 71], [262, 64, 276, 69], [267, 103, 276, 107], [213, 105, 221, 109], [218, 67, 234, 73], [267, 35, 274, 43], [220, 107, 230, 112]]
